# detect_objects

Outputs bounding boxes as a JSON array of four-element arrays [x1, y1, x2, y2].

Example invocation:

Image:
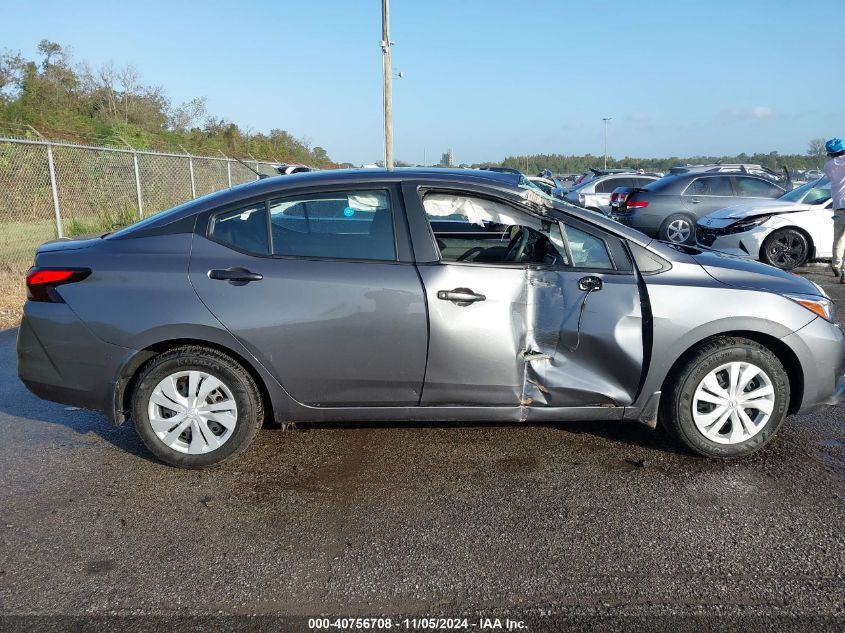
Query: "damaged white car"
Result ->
[[695, 178, 832, 270]]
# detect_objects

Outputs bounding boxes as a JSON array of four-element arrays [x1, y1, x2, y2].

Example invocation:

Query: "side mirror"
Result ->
[[578, 276, 603, 292]]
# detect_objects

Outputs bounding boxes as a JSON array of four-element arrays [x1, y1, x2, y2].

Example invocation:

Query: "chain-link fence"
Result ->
[[0, 135, 280, 326]]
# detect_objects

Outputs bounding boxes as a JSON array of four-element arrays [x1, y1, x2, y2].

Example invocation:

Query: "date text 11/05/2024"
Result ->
[[307, 617, 528, 630]]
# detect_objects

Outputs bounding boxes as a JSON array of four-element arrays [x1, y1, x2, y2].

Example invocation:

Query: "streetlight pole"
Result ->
[[381, 0, 394, 170], [602, 117, 611, 169]]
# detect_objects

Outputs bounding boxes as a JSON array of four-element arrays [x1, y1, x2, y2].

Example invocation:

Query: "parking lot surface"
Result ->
[[1, 266, 844, 630]]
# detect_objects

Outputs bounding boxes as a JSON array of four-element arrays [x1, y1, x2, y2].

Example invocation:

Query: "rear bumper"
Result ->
[[17, 302, 133, 419]]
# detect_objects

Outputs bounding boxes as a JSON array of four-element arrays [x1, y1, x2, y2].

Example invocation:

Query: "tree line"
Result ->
[[0, 40, 333, 166], [477, 144, 828, 177]]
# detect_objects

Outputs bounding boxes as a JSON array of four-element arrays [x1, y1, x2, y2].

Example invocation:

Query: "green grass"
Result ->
[[65, 206, 137, 238], [0, 219, 57, 267], [0, 206, 137, 267]]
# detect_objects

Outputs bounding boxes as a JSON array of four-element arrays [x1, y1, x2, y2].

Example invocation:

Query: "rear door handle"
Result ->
[[437, 288, 486, 306], [208, 268, 263, 283]]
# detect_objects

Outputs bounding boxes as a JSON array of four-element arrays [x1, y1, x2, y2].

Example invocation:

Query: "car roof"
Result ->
[[111, 167, 655, 247], [110, 169, 526, 233]]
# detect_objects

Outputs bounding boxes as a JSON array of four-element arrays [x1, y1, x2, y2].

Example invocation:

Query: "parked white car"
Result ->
[[695, 178, 832, 270]]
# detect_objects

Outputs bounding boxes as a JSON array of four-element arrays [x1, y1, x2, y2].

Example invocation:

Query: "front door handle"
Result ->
[[437, 288, 486, 306], [689, 198, 701, 204], [208, 268, 263, 283]]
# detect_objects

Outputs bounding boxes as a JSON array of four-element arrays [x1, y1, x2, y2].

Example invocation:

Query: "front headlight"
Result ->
[[785, 293, 837, 322], [728, 214, 773, 233]]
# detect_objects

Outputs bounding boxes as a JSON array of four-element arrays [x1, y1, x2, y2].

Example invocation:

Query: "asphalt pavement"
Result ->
[[0, 265, 843, 632]]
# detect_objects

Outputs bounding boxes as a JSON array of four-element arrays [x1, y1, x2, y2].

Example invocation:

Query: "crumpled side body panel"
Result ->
[[417, 264, 643, 411]]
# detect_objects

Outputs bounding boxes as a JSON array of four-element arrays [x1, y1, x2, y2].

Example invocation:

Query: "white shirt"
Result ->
[[824, 155, 845, 210]]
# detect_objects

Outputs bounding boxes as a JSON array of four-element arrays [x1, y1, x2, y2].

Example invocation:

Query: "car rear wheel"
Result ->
[[131, 346, 263, 468], [660, 337, 789, 458], [761, 228, 809, 270], [659, 214, 695, 244]]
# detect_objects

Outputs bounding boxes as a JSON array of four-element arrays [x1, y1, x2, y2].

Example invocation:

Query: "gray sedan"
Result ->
[[613, 172, 786, 243], [17, 169, 844, 467]]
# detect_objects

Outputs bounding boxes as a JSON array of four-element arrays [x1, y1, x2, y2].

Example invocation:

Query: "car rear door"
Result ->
[[682, 175, 735, 219], [402, 182, 644, 408], [188, 184, 428, 406]]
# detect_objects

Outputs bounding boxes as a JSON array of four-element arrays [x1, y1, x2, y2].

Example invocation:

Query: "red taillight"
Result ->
[[610, 193, 619, 201], [26, 268, 90, 302], [626, 200, 649, 209]]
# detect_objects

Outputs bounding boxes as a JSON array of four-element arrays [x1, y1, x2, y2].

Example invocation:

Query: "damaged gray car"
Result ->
[[17, 169, 845, 468]]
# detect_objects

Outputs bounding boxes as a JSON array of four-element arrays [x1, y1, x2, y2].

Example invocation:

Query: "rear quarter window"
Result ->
[[209, 204, 269, 254]]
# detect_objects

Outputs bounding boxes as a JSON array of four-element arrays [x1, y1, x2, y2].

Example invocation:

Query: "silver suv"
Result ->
[[564, 173, 659, 215]]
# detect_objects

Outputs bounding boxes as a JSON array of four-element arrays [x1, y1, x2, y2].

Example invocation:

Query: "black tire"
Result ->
[[131, 345, 263, 468], [659, 214, 696, 244], [761, 228, 810, 270], [660, 336, 790, 458]]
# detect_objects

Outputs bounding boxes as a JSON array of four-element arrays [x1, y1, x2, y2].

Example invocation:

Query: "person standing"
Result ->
[[824, 138, 845, 282]]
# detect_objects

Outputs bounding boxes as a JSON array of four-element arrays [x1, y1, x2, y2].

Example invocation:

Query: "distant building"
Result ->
[[439, 149, 454, 167]]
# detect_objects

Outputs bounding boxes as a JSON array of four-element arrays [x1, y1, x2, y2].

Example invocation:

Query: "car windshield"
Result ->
[[779, 177, 831, 205]]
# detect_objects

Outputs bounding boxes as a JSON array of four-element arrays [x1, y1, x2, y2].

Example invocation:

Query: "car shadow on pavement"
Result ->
[[295, 417, 685, 457]]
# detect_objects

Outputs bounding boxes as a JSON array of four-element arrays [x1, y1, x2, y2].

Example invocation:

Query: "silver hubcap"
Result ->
[[666, 219, 691, 243], [692, 361, 775, 444], [148, 370, 238, 454]]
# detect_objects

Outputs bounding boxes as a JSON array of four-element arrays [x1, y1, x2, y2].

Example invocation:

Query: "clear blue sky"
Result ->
[[5, 0, 844, 165]]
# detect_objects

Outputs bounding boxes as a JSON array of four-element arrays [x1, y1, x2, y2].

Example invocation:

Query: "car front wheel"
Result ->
[[661, 337, 790, 458], [131, 346, 264, 468], [761, 228, 809, 270]]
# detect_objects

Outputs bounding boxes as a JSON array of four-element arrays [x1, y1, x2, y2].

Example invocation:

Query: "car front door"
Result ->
[[189, 185, 428, 406], [402, 183, 644, 408], [808, 201, 835, 257], [734, 176, 786, 200]]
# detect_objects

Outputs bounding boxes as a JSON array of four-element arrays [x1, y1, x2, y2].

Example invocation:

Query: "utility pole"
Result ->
[[381, 0, 394, 170], [602, 117, 612, 169]]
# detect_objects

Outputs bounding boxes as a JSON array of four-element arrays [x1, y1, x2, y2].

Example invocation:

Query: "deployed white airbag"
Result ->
[[423, 193, 542, 229]]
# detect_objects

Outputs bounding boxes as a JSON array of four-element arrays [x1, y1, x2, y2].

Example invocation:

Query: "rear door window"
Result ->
[[595, 177, 625, 193], [685, 176, 733, 196], [268, 190, 396, 261]]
